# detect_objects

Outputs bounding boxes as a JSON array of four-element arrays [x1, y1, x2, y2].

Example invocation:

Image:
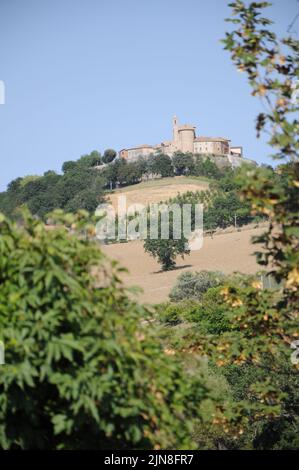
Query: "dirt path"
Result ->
[[102, 226, 265, 304]]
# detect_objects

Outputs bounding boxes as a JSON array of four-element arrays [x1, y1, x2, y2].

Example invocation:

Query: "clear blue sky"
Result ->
[[0, 0, 298, 191]]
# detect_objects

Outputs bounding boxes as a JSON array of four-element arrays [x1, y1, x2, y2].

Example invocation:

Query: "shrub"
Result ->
[[157, 303, 183, 326], [157, 300, 200, 326], [195, 287, 232, 334], [169, 270, 224, 302], [0, 210, 208, 449], [158, 287, 232, 334]]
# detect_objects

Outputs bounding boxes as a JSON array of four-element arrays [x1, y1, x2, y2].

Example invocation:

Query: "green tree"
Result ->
[[172, 152, 194, 175], [148, 153, 174, 177], [193, 155, 222, 179], [103, 149, 117, 164], [204, 190, 252, 229], [62, 161, 77, 174], [64, 189, 100, 213], [78, 151, 102, 168], [144, 236, 189, 271], [198, 0, 299, 438], [144, 210, 190, 270], [62, 152, 102, 173], [114, 160, 143, 186], [135, 157, 148, 178], [0, 210, 209, 449], [0, 151, 108, 219], [102, 158, 122, 189], [0, 178, 24, 216]]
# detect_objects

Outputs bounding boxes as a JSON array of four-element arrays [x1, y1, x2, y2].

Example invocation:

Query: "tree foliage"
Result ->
[[143, 209, 190, 271], [103, 149, 117, 164], [155, 1, 299, 447], [169, 270, 225, 302], [195, 0, 299, 437], [172, 152, 195, 176], [0, 152, 106, 219], [148, 153, 174, 177], [0, 210, 209, 449]]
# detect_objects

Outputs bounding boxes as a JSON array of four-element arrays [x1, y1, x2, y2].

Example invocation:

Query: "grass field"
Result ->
[[103, 226, 265, 305], [103, 176, 265, 305], [107, 176, 211, 210]]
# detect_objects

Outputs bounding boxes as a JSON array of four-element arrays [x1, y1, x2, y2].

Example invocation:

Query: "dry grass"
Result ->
[[108, 176, 210, 211], [102, 226, 265, 305]]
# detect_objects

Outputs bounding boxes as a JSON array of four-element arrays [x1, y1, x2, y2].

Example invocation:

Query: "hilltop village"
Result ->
[[118, 115, 253, 167]]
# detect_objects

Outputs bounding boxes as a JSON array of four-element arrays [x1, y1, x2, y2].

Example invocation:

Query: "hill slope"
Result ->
[[107, 176, 210, 210], [103, 225, 265, 304]]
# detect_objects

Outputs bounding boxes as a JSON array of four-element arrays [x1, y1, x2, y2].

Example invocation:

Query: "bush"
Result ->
[[0, 210, 208, 449], [169, 270, 224, 302], [158, 287, 232, 334], [195, 287, 232, 334], [156, 300, 199, 326]]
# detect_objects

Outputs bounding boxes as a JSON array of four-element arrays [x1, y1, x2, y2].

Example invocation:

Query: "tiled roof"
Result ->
[[178, 124, 196, 131], [126, 144, 153, 150], [194, 136, 230, 143]]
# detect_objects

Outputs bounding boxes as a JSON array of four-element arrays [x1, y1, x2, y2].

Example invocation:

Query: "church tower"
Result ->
[[172, 115, 179, 147]]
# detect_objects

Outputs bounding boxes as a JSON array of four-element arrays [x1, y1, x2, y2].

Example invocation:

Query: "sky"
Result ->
[[0, 0, 298, 191]]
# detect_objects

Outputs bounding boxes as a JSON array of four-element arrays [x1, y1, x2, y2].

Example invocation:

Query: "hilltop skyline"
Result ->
[[0, 0, 298, 190]]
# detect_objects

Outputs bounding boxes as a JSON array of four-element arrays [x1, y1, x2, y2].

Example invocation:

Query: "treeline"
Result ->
[[0, 149, 235, 219], [169, 167, 257, 231], [0, 1, 298, 450], [104, 151, 225, 187], [0, 151, 106, 219], [143, 166, 260, 270], [142, 165, 282, 271]]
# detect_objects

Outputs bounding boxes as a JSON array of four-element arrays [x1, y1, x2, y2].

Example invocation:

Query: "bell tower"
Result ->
[[172, 115, 179, 147]]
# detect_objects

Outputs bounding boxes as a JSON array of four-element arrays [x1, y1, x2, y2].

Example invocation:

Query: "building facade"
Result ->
[[119, 116, 243, 161], [193, 137, 230, 155], [119, 145, 153, 162]]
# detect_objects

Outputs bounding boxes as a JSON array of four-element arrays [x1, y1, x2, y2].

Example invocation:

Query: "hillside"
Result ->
[[103, 225, 265, 304], [107, 175, 211, 210]]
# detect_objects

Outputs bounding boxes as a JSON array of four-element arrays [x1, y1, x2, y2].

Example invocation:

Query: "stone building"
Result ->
[[193, 137, 230, 155], [119, 115, 243, 161], [119, 145, 153, 161], [230, 146, 243, 157]]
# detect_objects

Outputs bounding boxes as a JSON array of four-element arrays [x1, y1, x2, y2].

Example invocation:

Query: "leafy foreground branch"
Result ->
[[0, 210, 211, 450], [189, 0, 299, 442]]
